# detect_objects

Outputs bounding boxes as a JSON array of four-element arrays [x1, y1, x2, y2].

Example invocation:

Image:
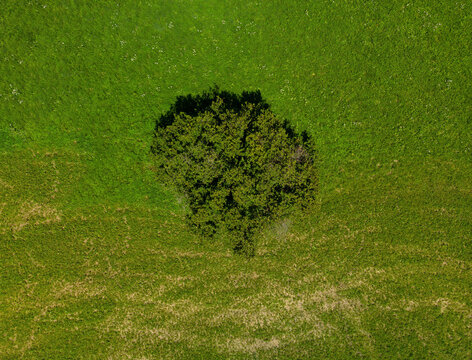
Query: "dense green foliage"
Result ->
[[152, 88, 317, 254]]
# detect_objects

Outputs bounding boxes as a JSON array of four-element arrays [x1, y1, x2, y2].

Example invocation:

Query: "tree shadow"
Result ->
[[154, 86, 270, 130]]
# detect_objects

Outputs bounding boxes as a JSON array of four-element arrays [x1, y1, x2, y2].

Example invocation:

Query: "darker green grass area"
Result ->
[[1, 0, 471, 358]]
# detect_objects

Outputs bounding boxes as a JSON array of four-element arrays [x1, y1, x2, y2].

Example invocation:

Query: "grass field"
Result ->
[[1, 0, 471, 358]]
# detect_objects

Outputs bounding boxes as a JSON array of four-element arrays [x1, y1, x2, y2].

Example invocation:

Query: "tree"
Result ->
[[151, 87, 317, 255]]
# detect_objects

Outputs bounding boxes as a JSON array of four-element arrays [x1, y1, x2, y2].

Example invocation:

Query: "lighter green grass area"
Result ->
[[1, 0, 471, 358]]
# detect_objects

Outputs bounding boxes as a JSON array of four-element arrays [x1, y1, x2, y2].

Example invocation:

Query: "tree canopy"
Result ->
[[151, 87, 317, 255]]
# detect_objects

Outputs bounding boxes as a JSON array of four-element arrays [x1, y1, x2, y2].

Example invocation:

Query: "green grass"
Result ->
[[1, 0, 471, 358]]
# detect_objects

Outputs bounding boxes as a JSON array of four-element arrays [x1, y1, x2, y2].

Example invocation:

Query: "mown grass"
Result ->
[[1, 0, 471, 358]]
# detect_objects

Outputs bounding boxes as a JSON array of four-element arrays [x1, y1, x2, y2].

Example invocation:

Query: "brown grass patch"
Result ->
[[310, 286, 363, 312], [224, 337, 280, 353], [0, 177, 14, 190], [101, 301, 202, 352], [228, 271, 260, 288], [11, 201, 62, 232], [210, 305, 280, 331], [52, 280, 106, 299]]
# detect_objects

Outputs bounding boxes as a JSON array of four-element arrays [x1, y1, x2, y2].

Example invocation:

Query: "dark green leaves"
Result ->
[[152, 87, 317, 254]]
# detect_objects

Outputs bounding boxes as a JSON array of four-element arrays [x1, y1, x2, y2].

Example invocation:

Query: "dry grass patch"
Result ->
[[105, 311, 187, 344], [309, 286, 364, 313], [227, 271, 260, 288], [125, 288, 166, 304], [0, 202, 7, 234], [10, 201, 62, 232], [210, 305, 280, 331], [0, 177, 14, 190], [396, 297, 472, 317], [223, 336, 280, 353], [52, 279, 106, 300], [101, 300, 204, 355], [147, 247, 231, 260]]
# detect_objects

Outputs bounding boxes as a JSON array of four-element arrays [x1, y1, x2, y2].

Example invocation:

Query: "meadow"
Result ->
[[1, 0, 471, 358]]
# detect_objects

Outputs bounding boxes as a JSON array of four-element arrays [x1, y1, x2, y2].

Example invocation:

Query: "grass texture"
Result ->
[[1, 0, 471, 358]]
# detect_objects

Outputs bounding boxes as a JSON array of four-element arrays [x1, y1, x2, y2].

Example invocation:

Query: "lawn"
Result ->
[[1, 0, 471, 358]]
